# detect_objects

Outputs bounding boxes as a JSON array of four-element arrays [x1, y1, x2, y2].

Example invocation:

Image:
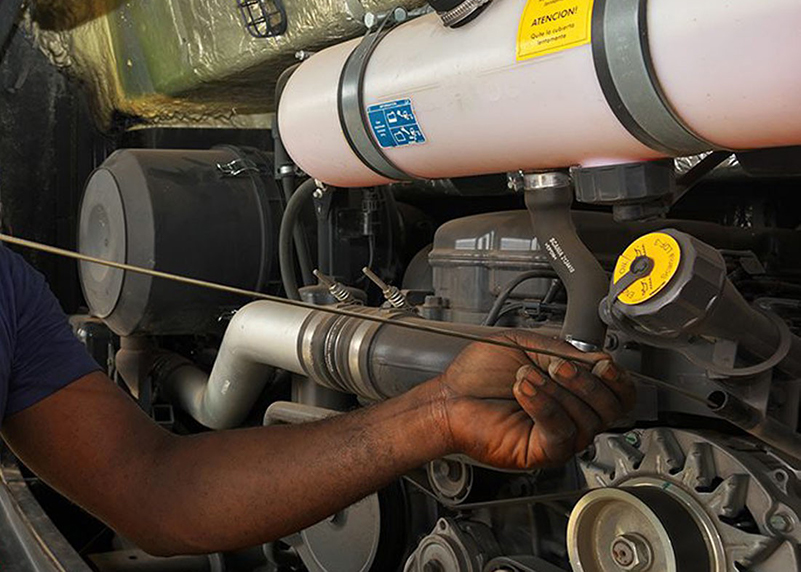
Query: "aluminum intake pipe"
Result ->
[[159, 301, 313, 430], [160, 301, 552, 429]]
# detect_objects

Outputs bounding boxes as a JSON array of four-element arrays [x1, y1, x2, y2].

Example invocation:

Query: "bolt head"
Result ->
[[610, 534, 652, 571], [363, 12, 377, 28], [507, 171, 524, 192], [769, 513, 794, 533]]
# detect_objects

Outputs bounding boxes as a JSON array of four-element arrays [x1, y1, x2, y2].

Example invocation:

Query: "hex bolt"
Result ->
[[769, 513, 794, 533], [610, 534, 652, 571], [611, 538, 635, 567]]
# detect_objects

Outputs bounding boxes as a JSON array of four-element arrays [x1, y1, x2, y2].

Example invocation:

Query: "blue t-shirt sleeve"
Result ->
[[2, 246, 100, 419]]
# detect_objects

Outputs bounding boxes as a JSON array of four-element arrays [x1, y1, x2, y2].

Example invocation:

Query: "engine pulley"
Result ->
[[570, 428, 801, 572]]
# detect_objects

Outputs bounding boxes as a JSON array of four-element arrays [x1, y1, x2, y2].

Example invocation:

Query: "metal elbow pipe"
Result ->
[[160, 301, 313, 429], [163, 300, 544, 428], [523, 172, 609, 351]]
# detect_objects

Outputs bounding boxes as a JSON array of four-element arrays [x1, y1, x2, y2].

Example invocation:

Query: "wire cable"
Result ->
[[0, 233, 601, 365], [482, 270, 559, 326]]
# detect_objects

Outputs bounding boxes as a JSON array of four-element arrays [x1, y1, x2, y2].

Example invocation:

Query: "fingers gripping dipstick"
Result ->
[[361, 266, 414, 310]]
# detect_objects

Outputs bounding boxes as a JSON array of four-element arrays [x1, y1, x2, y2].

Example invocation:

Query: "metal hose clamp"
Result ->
[[338, 12, 418, 182], [439, 0, 492, 27], [591, 0, 723, 156]]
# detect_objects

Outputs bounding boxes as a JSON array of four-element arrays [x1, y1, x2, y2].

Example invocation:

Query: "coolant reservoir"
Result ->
[[278, 0, 801, 187]]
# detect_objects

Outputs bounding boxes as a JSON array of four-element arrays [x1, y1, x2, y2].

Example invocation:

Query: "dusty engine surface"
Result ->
[[4, 0, 801, 571], [65, 152, 801, 572]]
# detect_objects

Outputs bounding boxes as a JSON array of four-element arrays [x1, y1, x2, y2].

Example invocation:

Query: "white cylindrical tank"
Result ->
[[278, 0, 801, 188]]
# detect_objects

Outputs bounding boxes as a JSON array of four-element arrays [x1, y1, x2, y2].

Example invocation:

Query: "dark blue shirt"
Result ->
[[0, 245, 100, 427]]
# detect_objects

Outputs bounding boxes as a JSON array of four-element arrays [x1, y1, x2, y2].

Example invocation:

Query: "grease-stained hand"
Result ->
[[432, 330, 635, 470]]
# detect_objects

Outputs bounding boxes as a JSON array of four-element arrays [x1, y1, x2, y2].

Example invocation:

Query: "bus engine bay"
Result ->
[[1, 0, 801, 571]]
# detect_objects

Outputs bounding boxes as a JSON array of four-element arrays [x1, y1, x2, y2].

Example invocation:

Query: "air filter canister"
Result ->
[[78, 147, 283, 336]]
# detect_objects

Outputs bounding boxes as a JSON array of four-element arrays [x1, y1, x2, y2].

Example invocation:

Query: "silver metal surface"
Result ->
[[78, 169, 126, 319], [427, 459, 473, 505], [609, 534, 651, 571], [438, 0, 491, 27], [593, 0, 716, 156], [286, 494, 383, 572], [521, 171, 572, 192], [573, 428, 801, 571], [568, 488, 682, 572], [160, 300, 313, 429], [313, 269, 362, 304], [404, 518, 497, 572], [263, 401, 341, 426], [362, 267, 414, 310]]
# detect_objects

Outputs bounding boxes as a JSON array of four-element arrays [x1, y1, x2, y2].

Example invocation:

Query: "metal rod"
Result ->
[[707, 390, 801, 461], [0, 233, 597, 365], [628, 371, 710, 405], [361, 266, 389, 291]]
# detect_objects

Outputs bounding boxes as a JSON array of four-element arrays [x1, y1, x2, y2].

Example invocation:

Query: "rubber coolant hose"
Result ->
[[525, 180, 609, 350], [279, 178, 318, 300]]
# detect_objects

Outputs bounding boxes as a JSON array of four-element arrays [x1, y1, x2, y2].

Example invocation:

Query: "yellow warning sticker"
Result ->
[[517, 0, 595, 61], [613, 232, 682, 306]]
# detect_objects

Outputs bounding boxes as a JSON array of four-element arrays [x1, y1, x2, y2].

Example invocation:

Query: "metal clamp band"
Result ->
[[338, 15, 417, 182], [439, 0, 492, 27], [591, 0, 720, 156]]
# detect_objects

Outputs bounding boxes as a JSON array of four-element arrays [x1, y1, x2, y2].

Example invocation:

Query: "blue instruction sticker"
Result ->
[[367, 99, 426, 149]]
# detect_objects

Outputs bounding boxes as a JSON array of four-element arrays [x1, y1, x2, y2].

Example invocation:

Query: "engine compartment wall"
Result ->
[[31, 0, 426, 127]]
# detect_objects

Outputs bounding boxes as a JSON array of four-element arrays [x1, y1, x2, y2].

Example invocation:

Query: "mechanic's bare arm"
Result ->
[[1, 331, 632, 557]]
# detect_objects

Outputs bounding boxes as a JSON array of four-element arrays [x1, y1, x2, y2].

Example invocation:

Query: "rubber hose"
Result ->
[[525, 181, 609, 350], [482, 269, 558, 326], [273, 64, 315, 287], [281, 175, 315, 286], [279, 179, 318, 300]]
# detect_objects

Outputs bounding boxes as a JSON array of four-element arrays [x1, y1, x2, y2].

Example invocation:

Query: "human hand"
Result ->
[[431, 330, 635, 470]]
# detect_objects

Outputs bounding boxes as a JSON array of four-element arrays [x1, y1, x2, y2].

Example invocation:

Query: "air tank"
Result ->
[[278, 0, 801, 187]]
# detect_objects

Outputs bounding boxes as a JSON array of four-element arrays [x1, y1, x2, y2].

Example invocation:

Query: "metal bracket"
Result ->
[[338, 10, 418, 182], [591, 0, 720, 156], [216, 158, 261, 178]]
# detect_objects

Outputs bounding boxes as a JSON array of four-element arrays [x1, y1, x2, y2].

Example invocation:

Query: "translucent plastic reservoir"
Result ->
[[278, 0, 801, 187]]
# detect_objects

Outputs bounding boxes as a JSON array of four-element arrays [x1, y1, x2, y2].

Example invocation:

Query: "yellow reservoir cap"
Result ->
[[613, 232, 682, 305]]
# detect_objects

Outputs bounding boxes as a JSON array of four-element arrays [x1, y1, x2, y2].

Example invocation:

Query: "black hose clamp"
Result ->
[[338, 13, 418, 182], [591, 0, 723, 156]]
